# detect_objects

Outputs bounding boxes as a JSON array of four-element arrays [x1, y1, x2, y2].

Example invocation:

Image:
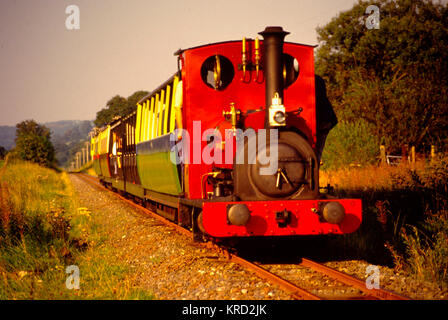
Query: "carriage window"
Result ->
[[283, 54, 299, 88], [201, 55, 234, 90]]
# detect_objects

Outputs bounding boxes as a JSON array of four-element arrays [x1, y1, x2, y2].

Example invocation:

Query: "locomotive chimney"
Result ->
[[259, 26, 290, 128]]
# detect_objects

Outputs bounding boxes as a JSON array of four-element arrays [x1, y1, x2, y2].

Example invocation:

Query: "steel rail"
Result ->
[[300, 258, 410, 300], [229, 254, 320, 300]]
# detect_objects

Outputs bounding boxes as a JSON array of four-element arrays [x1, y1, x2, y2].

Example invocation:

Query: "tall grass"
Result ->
[[0, 160, 152, 299], [320, 156, 448, 288]]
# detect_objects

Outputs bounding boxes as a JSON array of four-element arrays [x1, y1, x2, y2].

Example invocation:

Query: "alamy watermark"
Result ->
[[65, 265, 80, 290], [169, 121, 279, 175], [65, 5, 80, 30], [365, 5, 380, 29], [365, 265, 380, 289]]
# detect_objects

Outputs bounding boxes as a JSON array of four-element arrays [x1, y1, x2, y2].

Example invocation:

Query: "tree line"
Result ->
[[94, 91, 148, 128], [317, 0, 448, 168]]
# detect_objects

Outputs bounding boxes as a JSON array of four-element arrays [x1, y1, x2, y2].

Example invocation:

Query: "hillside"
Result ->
[[48, 120, 94, 167], [0, 126, 16, 150], [0, 120, 94, 167]]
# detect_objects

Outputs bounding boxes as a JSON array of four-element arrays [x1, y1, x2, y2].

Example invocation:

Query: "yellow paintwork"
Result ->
[[133, 76, 182, 145], [158, 90, 165, 137], [153, 94, 159, 138], [136, 103, 142, 144], [164, 85, 171, 135], [149, 97, 155, 140], [170, 76, 179, 132]]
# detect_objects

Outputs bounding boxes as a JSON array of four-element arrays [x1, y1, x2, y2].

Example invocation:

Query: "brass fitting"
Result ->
[[222, 103, 241, 132], [254, 37, 260, 78], [241, 37, 247, 75]]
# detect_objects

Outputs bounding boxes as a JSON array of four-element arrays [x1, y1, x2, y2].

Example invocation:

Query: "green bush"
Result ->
[[321, 119, 379, 170], [398, 157, 448, 287], [14, 120, 55, 168], [401, 214, 448, 287]]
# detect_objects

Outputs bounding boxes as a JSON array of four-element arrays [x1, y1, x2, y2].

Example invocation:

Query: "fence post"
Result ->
[[75, 153, 79, 170], [430, 145, 435, 164], [81, 148, 86, 167], [380, 145, 386, 165], [410, 146, 416, 170], [77, 152, 81, 170], [85, 141, 90, 162]]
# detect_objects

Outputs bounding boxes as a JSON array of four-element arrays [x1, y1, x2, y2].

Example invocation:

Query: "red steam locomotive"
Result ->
[[91, 26, 362, 240]]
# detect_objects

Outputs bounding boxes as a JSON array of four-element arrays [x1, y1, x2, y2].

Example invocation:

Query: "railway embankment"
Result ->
[[0, 160, 151, 299]]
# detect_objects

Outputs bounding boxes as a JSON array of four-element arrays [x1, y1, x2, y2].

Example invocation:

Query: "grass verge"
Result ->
[[0, 160, 152, 299]]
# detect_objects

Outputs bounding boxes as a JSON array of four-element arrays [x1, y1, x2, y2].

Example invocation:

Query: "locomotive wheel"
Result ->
[[192, 209, 207, 241], [197, 211, 206, 234]]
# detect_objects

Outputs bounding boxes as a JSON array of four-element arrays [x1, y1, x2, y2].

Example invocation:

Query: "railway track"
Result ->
[[74, 173, 410, 301], [248, 259, 410, 300]]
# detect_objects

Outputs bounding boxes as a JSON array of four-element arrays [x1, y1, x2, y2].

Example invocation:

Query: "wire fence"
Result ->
[[380, 145, 440, 166]]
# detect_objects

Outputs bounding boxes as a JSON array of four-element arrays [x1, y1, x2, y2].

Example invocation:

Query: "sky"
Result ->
[[0, 0, 361, 126]]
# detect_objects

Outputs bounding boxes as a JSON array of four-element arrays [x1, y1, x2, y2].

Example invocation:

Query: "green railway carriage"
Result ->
[[135, 75, 183, 196], [91, 75, 183, 201]]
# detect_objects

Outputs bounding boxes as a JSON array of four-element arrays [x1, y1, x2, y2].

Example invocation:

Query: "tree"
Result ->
[[14, 120, 55, 167], [0, 146, 6, 159], [321, 119, 380, 169], [94, 95, 127, 127], [125, 90, 149, 116], [94, 90, 148, 127], [315, 0, 448, 153]]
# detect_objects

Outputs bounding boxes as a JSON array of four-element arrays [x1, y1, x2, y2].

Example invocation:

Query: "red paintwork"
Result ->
[[177, 40, 363, 237], [94, 37, 363, 238], [181, 41, 316, 200], [202, 199, 362, 237]]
